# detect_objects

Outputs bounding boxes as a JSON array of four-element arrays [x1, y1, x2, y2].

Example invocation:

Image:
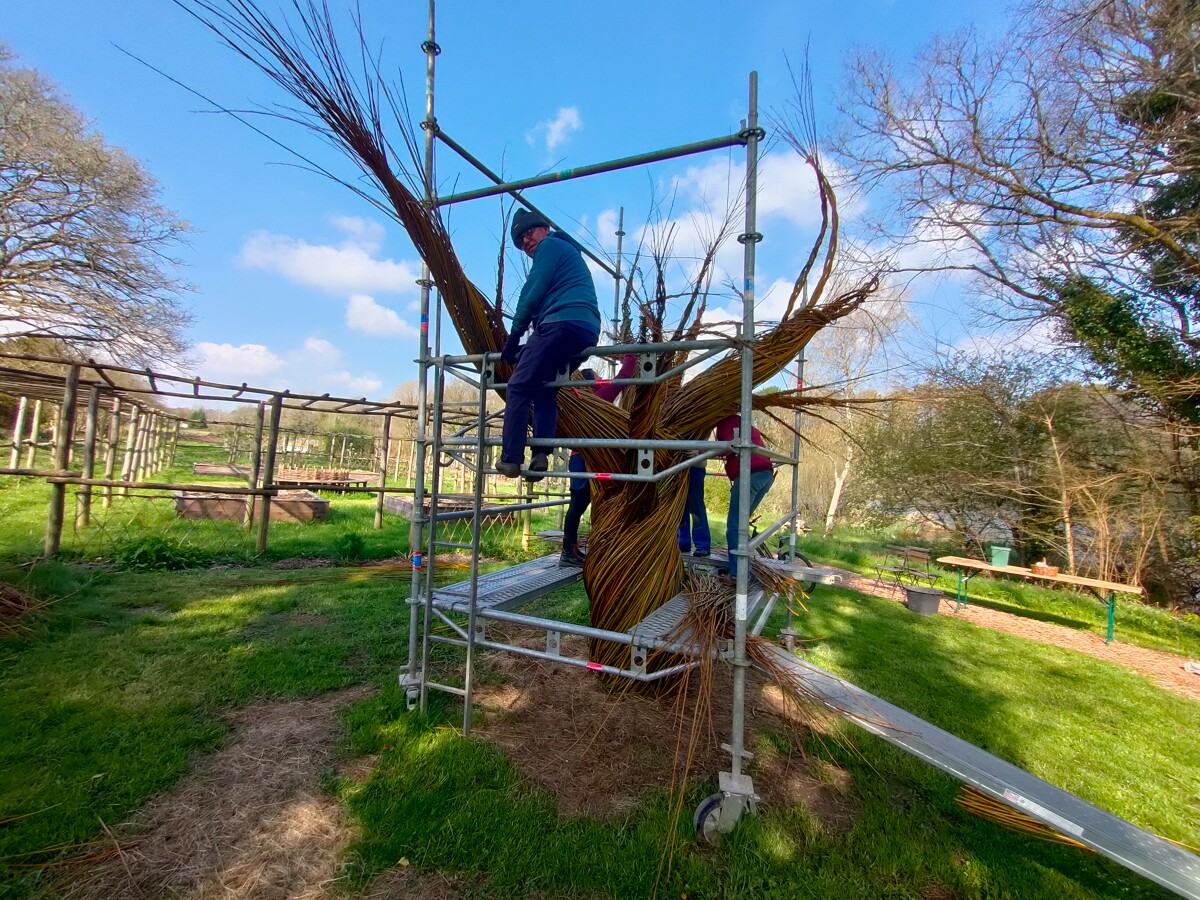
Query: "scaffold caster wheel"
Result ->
[[693, 792, 724, 845]]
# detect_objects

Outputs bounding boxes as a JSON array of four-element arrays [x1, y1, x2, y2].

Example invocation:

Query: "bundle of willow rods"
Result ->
[[183, 0, 877, 679], [956, 787, 1091, 849]]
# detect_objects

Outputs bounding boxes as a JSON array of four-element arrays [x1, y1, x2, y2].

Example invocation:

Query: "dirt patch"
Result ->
[[362, 868, 473, 899], [59, 686, 372, 900], [272, 557, 335, 570], [473, 626, 856, 831], [834, 568, 1200, 703]]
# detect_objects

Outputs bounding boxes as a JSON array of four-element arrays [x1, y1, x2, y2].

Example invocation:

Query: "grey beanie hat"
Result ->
[[511, 208, 550, 246]]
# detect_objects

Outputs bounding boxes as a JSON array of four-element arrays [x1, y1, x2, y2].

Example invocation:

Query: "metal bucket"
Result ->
[[904, 586, 942, 616]]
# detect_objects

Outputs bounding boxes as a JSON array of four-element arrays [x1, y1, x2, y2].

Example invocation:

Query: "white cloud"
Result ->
[[328, 215, 385, 252], [189, 337, 387, 402], [194, 342, 285, 382], [323, 370, 385, 396], [668, 151, 837, 231], [238, 217, 419, 295], [526, 106, 582, 153], [301, 337, 342, 364], [345, 294, 419, 339]]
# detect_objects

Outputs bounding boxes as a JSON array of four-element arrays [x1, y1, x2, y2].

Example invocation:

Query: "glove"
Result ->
[[501, 334, 522, 364]]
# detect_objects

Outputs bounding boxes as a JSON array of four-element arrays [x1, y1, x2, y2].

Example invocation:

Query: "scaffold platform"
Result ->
[[431, 553, 582, 614]]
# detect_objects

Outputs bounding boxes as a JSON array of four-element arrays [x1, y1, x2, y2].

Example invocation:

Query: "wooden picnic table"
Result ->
[[936, 555, 1143, 644]]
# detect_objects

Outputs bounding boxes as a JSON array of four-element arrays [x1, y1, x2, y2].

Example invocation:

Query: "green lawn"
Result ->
[[796, 527, 1200, 660], [0, 438, 563, 568], [1, 462, 1197, 898]]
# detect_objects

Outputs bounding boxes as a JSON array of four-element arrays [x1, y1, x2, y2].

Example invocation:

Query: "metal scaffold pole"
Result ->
[[721, 71, 761, 831], [402, 0, 439, 707], [461, 359, 490, 735]]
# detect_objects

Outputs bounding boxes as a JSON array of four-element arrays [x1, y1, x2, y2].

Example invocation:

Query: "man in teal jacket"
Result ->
[[497, 209, 601, 479]]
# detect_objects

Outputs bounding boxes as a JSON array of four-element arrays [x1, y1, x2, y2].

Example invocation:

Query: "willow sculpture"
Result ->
[[180, 0, 877, 672]]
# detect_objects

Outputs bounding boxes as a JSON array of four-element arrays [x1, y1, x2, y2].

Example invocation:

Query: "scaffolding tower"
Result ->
[[393, 0, 823, 839]]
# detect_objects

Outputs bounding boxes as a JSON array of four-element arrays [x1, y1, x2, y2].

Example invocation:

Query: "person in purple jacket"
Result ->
[[715, 413, 775, 579], [558, 353, 636, 566], [496, 209, 601, 481]]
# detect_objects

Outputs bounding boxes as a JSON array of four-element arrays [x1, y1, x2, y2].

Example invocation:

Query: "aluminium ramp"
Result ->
[[758, 644, 1200, 899]]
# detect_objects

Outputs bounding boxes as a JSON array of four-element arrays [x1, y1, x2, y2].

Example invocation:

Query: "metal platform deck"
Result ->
[[431, 554, 582, 614], [626, 587, 764, 649], [759, 644, 1200, 899], [683, 549, 841, 586]]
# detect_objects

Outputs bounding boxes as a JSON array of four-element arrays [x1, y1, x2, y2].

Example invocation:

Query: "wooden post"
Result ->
[[119, 406, 139, 494], [338, 434, 347, 468], [76, 386, 101, 528], [144, 416, 157, 477], [102, 398, 121, 507], [157, 415, 169, 472], [8, 396, 28, 470], [228, 424, 241, 464], [152, 416, 164, 474], [374, 414, 392, 529], [133, 415, 150, 483], [256, 395, 283, 554], [140, 414, 156, 479], [245, 402, 265, 529], [24, 399, 42, 468], [45, 365, 79, 556], [47, 404, 60, 468], [168, 420, 180, 468]]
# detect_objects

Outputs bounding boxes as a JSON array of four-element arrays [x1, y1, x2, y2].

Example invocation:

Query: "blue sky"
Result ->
[[5, 0, 1013, 403]]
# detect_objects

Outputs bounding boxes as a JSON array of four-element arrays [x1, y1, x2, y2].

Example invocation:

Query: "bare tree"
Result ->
[[0, 47, 192, 365], [804, 291, 907, 536], [835, 0, 1200, 340]]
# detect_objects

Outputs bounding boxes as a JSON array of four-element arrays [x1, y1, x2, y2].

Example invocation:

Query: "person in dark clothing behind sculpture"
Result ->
[[677, 457, 711, 557], [497, 209, 601, 481], [715, 413, 775, 579], [559, 353, 636, 566]]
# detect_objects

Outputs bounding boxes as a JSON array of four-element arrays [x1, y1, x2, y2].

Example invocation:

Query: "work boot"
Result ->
[[692, 548, 711, 558], [524, 453, 548, 482], [559, 546, 585, 567], [496, 460, 521, 477]]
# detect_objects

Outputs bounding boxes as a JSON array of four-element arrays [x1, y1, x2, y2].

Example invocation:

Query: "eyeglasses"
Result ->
[[519, 227, 543, 251]]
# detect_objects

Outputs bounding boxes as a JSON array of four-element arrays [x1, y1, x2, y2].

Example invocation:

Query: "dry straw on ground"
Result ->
[[58, 687, 370, 900]]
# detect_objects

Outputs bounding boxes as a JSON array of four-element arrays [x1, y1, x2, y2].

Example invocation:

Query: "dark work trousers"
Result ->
[[501, 320, 598, 465], [677, 465, 711, 553], [726, 469, 776, 578], [676, 468, 710, 554], [562, 452, 591, 550]]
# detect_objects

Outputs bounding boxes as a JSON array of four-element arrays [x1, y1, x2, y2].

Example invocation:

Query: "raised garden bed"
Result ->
[[174, 489, 329, 523]]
